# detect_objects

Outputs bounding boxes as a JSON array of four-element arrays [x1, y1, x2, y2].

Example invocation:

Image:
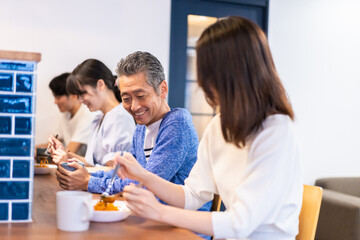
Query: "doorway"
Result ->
[[169, 0, 269, 139]]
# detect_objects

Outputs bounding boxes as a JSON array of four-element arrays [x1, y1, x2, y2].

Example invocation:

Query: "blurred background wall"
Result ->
[[0, 0, 171, 147], [1, 0, 359, 184], [269, 0, 360, 184]]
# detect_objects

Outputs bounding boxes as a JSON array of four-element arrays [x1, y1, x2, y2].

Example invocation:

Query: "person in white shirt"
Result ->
[[49, 59, 135, 172], [57, 103, 93, 156], [112, 17, 303, 240], [35, 73, 93, 156]]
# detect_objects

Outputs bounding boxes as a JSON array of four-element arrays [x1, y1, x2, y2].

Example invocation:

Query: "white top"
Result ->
[[143, 119, 162, 161], [58, 104, 94, 146], [85, 103, 135, 166], [182, 114, 303, 240]]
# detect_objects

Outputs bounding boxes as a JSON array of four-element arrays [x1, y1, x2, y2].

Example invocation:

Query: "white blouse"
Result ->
[[85, 103, 135, 166], [182, 114, 303, 240]]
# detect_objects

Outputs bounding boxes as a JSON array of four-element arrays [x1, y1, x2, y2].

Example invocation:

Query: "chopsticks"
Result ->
[[44, 134, 58, 155]]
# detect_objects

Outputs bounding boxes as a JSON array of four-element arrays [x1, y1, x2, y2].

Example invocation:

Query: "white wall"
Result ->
[[269, 0, 360, 184], [0, 0, 171, 145], [1, 0, 359, 185]]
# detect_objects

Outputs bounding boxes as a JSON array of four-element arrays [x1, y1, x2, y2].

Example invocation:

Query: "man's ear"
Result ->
[[159, 80, 168, 98]]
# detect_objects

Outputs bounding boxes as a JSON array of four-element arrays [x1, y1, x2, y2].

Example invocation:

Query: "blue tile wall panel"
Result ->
[[13, 160, 30, 178], [0, 95, 32, 113], [0, 181, 29, 200], [0, 72, 14, 91], [12, 202, 29, 220], [0, 159, 10, 178], [0, 116, 11, 134], [16, 74, 33, 93], [0, 138, 31, 156], [0, 61, 34, 72], [0, 57, 37, 223], [0, 203, 9, 220], [15, 117, 32, 135]]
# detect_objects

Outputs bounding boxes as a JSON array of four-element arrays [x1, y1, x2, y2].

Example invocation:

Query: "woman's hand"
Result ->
[[123, 183, 166, 222], [51, 148, 68, 165], [48, 135, 64, 152], [114, 152, 148, 182]]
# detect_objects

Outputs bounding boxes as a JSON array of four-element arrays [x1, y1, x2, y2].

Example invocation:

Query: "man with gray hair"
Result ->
[[64, 52, 211, 219], [87, 51, 209, 199], [116, 51, 165, 94]]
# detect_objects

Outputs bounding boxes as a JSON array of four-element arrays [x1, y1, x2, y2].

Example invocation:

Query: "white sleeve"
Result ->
[[182, 125, 217, 210], [99, 108, 135, 165], [211, 120, 302, 239]]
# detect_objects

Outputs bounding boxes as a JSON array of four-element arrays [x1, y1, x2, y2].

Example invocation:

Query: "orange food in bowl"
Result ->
[[94, 201, 119, 211], [35, 156, 49, 168]]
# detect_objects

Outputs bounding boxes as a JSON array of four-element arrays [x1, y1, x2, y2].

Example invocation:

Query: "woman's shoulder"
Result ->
[[203, 114, 294, 146], [101, 104, 135, 131], [112, 103, 133, 117], [200, 114, 221, 140], [104, 103, 133, 122], [251, 114, 295, 147], [262, 114, 293, 131]]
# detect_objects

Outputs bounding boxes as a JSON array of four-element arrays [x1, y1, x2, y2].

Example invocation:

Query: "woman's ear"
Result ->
[[159, 80, 168, 98], [97, 79, 106, 90], [69, 94, 78, 101]]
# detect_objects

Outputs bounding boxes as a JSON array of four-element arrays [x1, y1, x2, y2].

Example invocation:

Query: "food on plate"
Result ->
[[94, 201, 119, 211], [36, 156, 49, 168]]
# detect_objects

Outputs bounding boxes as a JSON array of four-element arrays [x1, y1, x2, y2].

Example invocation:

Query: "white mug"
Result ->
[[56, 191, 94, 232]]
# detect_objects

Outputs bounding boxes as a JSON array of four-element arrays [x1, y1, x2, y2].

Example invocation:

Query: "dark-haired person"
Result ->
[[35, 72, 94, 156], [114, 17, 303, 240], [50, 60, 135, 174]]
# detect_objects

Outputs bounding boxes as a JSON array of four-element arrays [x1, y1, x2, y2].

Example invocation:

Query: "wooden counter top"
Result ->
[[0, 173, 202, 240]]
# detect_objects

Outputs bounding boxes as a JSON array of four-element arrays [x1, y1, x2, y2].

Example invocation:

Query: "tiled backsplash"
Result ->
[[0, 50, 41, 223]]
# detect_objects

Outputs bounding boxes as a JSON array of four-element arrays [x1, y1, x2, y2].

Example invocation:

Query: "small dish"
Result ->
[[91, 199, 131, 222], [34, 164, 57, 175]]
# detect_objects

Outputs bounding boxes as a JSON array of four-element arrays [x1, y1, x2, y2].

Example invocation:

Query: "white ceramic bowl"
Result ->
[[34, 164, 57, 175], [91, 199, 131, 222]]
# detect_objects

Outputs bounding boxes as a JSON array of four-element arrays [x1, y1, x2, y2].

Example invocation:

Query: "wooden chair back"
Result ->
[[296, 185, 323, 240], [211, 194, 221, 212]]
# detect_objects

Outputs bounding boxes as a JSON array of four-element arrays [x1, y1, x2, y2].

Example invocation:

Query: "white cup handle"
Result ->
[[82, 200, 94, 222]]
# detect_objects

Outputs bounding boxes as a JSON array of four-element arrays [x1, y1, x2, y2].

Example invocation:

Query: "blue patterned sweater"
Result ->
[[88, 108, 210, 212]]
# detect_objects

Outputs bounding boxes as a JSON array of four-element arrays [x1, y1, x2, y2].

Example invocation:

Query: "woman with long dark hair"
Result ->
[[50, 59, 135, 167], [113, 17, 302, 239]]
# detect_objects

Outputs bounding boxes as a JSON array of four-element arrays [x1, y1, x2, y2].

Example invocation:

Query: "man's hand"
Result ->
[[56, 162, 91, 191]]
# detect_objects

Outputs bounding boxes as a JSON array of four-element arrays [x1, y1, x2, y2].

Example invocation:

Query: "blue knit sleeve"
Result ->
[[87, 120, 193, 194], [88, 170, 140, 194], [87, 170, 135, 194], [90, 170, 106, 178]]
